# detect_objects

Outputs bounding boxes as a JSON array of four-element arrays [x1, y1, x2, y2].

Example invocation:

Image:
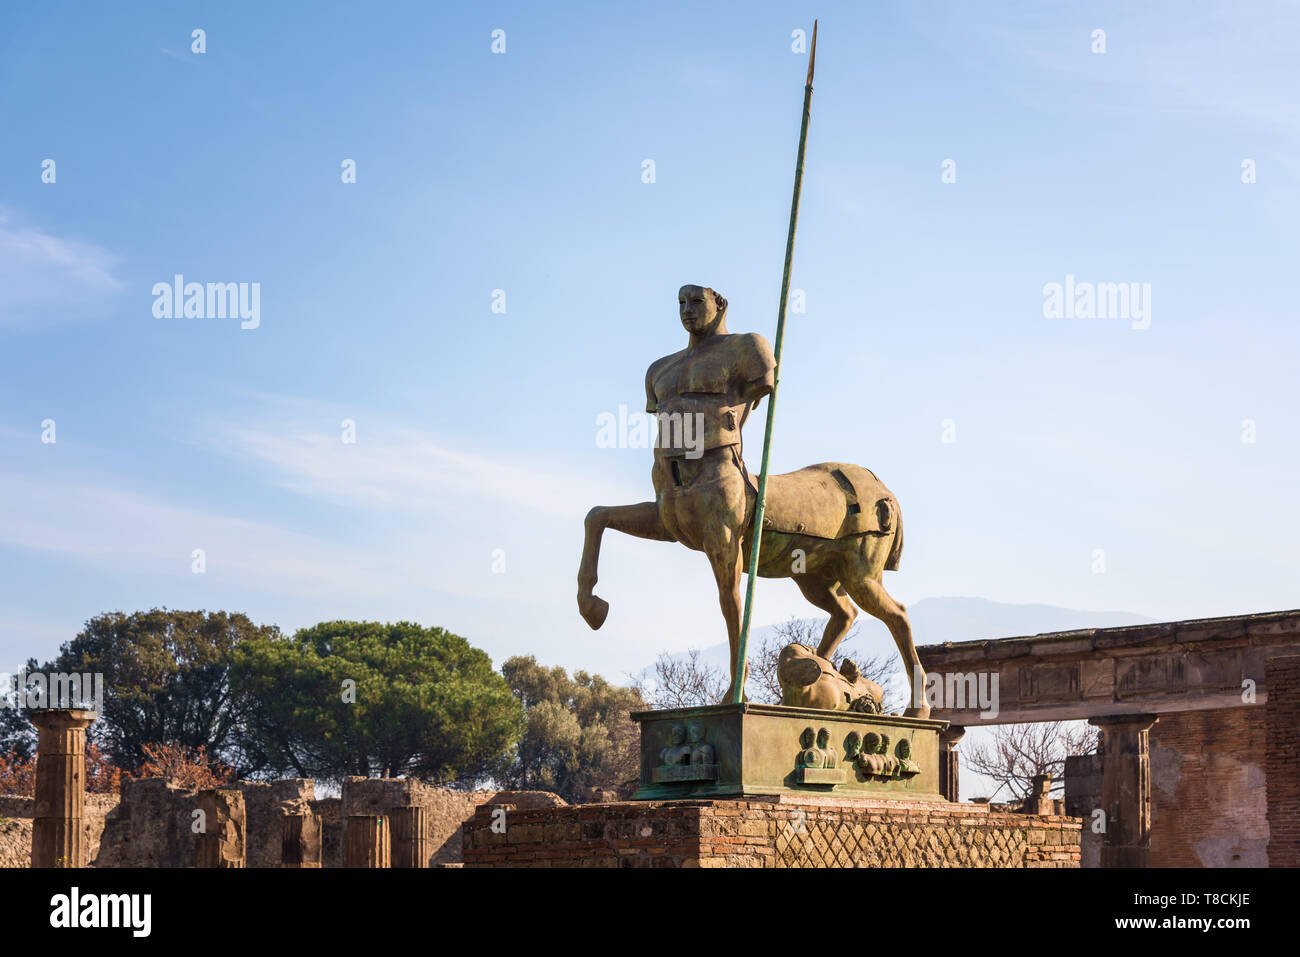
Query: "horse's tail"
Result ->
[[884, 501, 903, 571]]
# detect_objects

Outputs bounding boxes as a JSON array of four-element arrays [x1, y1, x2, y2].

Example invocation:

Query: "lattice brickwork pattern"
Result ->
[[463, 798, 1081, 868]]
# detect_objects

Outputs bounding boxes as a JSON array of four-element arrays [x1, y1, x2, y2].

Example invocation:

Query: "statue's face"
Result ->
[[678, 285, 720, 336], [670, 726, 685, 745]]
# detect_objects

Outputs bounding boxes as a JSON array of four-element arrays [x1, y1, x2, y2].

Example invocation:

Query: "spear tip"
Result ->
[[806, 19, 818, 86]]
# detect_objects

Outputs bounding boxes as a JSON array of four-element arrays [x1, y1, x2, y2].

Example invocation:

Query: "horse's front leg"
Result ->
[[578, 502, 670, 629], [702, 528, 747, 703]]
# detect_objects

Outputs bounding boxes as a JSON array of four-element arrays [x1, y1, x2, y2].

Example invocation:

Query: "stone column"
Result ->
[[1028, 773, 1053, 815], [345, 814, 390, 868], [195, 788, 247, 868], [938, 725, 964, 803], [390, 805, 429, 868], [1089, 714, 1158, 868], [30, 708, 96, 868], [281, 808, 322, 868]]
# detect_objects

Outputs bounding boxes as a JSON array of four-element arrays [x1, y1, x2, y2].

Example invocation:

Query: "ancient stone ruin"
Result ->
[[4, 719, 567, 869], [11, 609, 1295, 870], [917, 609, 1300, 868]]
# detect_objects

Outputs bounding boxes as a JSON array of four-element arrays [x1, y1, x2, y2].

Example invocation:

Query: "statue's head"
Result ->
[[669, 724, 686, 745], [816, 727, 830, 748], [687, 723, 705, 744], [678, 284, 728, 337]]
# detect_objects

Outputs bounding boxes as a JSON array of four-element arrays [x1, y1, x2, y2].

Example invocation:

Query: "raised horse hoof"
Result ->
[[904, 704, 932, 720], [578, 594, 609, 630]]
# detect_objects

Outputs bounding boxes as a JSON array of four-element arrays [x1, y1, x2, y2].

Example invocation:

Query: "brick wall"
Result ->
[[1149, 707, 1269, 867], [463, 797, 1081, 868], [1265, 656, 1300, 867]]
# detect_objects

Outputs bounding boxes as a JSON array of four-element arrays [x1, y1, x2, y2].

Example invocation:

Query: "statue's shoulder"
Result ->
[[726, 332, 775, 369], [646, 348, 688, 377], [730, 330, 773, 350]]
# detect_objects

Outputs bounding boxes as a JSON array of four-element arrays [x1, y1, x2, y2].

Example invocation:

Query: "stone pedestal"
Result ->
[[1090, 713, 1158, 868], [345, 814, 390, 868], [463, 797, 1081, 868], [390, 805, 429, 868], [281, 808, 322, 868], [195, 788, 247, 868], [30, 708, 96, 868], [631, 703, 946, 802]]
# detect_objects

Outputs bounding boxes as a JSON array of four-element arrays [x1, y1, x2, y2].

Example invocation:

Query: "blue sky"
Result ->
[[2, 1, 1297, 683]]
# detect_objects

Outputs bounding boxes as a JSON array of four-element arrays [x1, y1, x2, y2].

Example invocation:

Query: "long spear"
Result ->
[[732, 20, 818, 704]]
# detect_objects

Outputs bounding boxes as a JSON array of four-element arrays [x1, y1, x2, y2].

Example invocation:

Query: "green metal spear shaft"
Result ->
[[732, 20, 818, 704]]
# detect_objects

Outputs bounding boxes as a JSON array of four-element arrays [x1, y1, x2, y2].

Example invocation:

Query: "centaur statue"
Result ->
[[577, 284, 929, 717]]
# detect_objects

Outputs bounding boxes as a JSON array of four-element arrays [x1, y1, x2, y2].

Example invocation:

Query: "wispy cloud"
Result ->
[[0, 211, 123, 328], [918, 2, 1300, 141], [202, 394, 625, 519], [0, 469, 428, 600]]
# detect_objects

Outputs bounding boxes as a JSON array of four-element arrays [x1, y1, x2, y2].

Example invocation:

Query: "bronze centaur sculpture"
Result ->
[[577, 285, 928, 716]]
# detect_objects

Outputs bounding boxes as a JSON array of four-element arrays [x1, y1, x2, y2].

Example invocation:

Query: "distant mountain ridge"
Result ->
[[670, 597, 1153, 673], [903, 596, 1154, 645]]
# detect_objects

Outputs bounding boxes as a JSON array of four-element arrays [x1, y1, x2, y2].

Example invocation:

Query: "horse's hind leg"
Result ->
[[578, 502, 670, 629], [841, 574, 929, 719], [792, 573, 858, 659]]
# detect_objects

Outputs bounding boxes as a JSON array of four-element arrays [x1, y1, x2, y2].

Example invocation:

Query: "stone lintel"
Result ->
[[919, 611, 1299, 661], [930, 692, 1247, 726], [916, 611, 1300, 725]]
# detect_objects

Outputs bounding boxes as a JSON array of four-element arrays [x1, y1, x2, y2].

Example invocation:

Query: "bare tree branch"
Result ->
[[965, 721, 1098, 802], [636, 616, 906, 712], [632, 649, 728, 710]]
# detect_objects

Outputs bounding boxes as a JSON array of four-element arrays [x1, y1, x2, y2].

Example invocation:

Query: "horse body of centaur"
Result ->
[[576, 284, 928, 716]]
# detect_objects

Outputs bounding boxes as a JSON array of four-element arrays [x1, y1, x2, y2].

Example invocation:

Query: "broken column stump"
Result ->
[[30, 708, 97, 868], [281, 805, 323, 868], [345, 814, 390, 868], [195, 788, 247, 868], [390, 805, 429, 868], [1027, 773, 1054, 815]]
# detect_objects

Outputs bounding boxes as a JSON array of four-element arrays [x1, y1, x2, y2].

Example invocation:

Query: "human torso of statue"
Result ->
[[645, 332, 776, 466]]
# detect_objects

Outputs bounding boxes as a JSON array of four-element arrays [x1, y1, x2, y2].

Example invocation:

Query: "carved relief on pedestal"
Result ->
[[652, 723, 719, 783], [794, 726, 923, 787], [795, 726, 846, 784], [687, 723, 714, 765], [658, 724, 691, 766], [847, 730, 921, 779]]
